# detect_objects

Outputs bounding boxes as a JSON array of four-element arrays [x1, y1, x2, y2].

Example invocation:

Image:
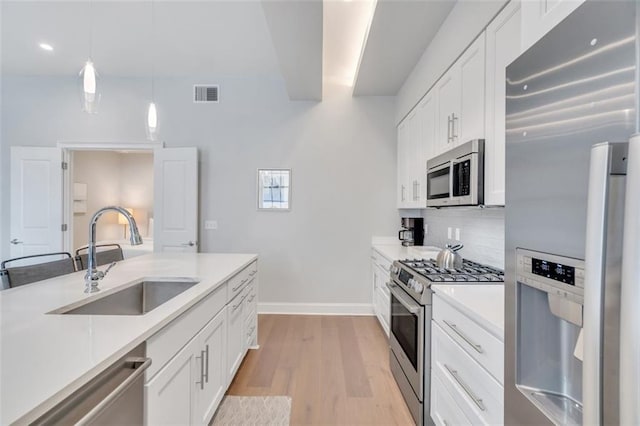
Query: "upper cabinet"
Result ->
[[434, 34, 486, 157], [484, 1, 522, 206], [521, 0, 585, 51], [397, 110, 424, 209]]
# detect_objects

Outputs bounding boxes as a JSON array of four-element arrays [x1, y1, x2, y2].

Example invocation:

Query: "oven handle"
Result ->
[[386, 282, 421, 314]]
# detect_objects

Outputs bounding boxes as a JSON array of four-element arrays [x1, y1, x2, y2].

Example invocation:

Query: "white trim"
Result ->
[[258, 302, 374, 316], [57, 141, 163, 151]]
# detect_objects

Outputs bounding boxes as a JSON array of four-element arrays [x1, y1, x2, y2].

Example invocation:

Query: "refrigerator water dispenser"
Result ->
[[515, 248, 585, 425]]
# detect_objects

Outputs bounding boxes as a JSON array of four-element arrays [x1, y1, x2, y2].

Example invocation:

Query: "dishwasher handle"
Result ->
[[76, 357, 152, 426]]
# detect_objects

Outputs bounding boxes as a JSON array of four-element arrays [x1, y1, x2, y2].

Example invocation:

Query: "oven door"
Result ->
[[387, 281, 424, 400], [427, 161, 452, 207]]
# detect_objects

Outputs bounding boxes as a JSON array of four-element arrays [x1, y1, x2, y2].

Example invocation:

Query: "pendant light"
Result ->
[[146, 0, 158, 140], [79, 0, 100, 113]]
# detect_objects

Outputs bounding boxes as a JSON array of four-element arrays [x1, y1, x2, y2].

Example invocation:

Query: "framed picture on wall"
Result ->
[[257, 169, 291, 211]]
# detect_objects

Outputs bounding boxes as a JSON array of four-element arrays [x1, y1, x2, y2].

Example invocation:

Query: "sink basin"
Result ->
[[51, 278, 199, 316]]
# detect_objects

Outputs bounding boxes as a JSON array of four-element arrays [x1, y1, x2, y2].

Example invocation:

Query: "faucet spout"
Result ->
[[85, 206, 143, 293]]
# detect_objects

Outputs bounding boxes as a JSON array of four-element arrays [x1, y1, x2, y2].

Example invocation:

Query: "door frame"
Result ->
[[57, 141, 163, 253]]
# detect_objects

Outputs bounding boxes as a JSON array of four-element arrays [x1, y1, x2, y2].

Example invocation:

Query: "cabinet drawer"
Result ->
[[432, 323, 503, 425], [431, 373, 472, 426], [146, 282, 226, 381], [228, 262, 256, 302], [244, 280, 257, 319], [433, 294, 504, 383], [372, 249, 392, 274]]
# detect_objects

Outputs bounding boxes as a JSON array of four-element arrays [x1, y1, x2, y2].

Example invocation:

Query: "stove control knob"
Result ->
[[414, 282, 424, 294], [408, 278, 416, 288], [391, 266, 398, 274]]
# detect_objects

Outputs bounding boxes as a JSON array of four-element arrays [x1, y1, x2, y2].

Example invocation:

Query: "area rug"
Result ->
[[211, 396, 292, 426]]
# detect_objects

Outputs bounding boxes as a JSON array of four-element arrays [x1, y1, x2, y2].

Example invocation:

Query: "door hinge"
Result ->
[[61, 224, 68, 232], [61, 162, 68, 170]]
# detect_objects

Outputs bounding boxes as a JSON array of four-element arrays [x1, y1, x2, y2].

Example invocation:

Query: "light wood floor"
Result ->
[[227, 315, 414, 425]]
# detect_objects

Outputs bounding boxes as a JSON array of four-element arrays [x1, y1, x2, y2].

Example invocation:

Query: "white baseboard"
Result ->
[[258, 302, 374, 316]]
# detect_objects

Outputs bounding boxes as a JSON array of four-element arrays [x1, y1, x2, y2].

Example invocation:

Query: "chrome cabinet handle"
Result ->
[[232, 278, 249, 292], [451, 113, 458, 141], [249, 270, 257, 277], [10, 239, 23, 245], [415, 182, 420, 201], [447, 115, 452, 143], [444, 364, 486, 411], [232, 294, 247, 311], [401, 185, 406, 202], [181, 241, 197, 247], [196, 350, 205, 390], [248, 294, 256, 303], [204, 344, 209, 383], [443, 320, 483, 353]]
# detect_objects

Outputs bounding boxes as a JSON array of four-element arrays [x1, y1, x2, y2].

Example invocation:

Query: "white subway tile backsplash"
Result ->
[[421, 208, 505, 269]]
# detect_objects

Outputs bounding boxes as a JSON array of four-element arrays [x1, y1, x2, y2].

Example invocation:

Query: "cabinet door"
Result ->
[[145, 338, 198, 426], [226, 292, 245, 384], [521, 0, 584, 51], [417, 90, 437, 206], [435, 69, 461, 155], [397, 120, 409, 208], [458, 32, 486, 144], [195, 309, 227, 426], [485, 1, 521, 206]]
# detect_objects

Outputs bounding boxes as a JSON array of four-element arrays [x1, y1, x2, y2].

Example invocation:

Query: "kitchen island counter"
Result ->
[[0, 252, 257, 425]]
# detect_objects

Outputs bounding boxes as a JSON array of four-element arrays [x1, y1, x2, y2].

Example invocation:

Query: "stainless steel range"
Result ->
[[387, 257, 504, 425]]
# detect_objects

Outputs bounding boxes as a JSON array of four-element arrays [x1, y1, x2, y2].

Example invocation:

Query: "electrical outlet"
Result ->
[[447, 227, 452, 239], [204, 220, 218, 230], [455, 228, 461, 241]]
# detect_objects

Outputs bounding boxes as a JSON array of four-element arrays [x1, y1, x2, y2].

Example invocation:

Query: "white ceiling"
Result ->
[[1, 0, 457, 98], [353, 0, 456, 96], [1, 1, 282, 77]]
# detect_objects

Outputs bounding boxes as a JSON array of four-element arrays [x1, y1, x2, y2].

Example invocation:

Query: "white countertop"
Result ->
[[431, 284, 504, 339], [0, 252, 257, 425], [372, 242, 442, 263]]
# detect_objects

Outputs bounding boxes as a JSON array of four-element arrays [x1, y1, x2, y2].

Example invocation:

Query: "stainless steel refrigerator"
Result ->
[[505, 1, 640, 424]]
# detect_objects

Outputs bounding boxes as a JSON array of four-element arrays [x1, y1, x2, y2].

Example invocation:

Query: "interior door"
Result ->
[[9, 147, 63, 259], [154, 147, 198, 252]]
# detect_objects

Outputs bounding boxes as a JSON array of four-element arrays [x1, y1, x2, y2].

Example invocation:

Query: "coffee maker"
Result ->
[[398, 217, 424, 247]]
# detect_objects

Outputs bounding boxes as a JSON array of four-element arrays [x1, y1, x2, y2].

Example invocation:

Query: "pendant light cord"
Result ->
[[151, 0, 155, 102]]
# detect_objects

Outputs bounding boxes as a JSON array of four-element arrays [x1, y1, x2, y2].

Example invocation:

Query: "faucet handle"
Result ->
[[103, 262, 117, 277]]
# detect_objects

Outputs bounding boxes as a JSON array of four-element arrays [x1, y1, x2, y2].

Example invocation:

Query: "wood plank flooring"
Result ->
[[227, 315, 414, 425]]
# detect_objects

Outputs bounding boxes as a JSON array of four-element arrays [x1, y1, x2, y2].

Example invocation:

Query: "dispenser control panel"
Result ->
[[516, 248, 584, 304]]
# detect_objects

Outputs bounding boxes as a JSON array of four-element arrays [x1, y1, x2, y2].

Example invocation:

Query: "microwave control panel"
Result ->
[[516, 248, 584, 304]]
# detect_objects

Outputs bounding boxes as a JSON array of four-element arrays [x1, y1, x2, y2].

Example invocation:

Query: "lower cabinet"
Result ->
[[371, 249, 392, 336], [226, 287, 246, 383], [145, 260, 259, 426], [146, 308, 226, 426]]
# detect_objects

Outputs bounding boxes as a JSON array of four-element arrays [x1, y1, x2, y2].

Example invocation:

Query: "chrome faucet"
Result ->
[[85, 206, 143, 293]]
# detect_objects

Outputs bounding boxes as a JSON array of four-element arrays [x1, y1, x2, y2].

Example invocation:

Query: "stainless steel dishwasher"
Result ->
[[32, 343, 151, 426]]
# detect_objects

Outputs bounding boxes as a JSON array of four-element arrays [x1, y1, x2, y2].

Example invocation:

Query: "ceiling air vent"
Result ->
[[194, 85, 219, 103]]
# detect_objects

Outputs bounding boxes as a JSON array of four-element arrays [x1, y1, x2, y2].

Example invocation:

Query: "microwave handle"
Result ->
[[449, 160, 455, 198]]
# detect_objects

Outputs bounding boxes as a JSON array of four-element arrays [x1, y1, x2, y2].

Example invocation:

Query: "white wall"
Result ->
[[1, 75, 397, 309], [422, 208, 504, 269], [395, 0, 507, 125]]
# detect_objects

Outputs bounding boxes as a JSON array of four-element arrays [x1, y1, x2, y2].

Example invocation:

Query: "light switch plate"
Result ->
[[204, 220, 218, 230]]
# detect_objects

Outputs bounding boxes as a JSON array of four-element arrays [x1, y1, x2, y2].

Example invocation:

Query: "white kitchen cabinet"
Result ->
[[146, 308, 227, 426], [146, 336, 199, 426], [521, 0, 584, 51], [226, 286, 246, 383], [145, 261, 258, 426], [371, 249, 391, 336], [417, 90, 437, 193], [195, 310, 227, 426], [484, 0, 522, 206], [434, 33, 486, 155], [431, 294, 504, 425], [397, 110, 423, 208]]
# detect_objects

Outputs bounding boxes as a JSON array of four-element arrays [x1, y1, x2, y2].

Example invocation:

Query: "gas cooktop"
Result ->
[[399, 258, 504, 283]]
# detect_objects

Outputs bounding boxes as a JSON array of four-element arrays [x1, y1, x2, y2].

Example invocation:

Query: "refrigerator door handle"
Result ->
[[620, 134, 640, 424], [583, 142, 613, 425]]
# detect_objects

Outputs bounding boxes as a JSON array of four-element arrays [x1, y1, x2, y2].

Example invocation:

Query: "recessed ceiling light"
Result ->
[[39, 43, 54, 52]]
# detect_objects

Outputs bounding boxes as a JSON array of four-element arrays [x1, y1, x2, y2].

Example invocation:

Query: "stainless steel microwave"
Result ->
[[426, 139, 484, 207]]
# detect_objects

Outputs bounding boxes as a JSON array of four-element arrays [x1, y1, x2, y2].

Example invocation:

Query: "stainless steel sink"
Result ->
[[51, 278, 199, 315]]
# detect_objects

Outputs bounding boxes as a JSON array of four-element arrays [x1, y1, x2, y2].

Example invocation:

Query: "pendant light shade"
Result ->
[[80, 60, 100, 113], [147, 102, 158, 140]]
